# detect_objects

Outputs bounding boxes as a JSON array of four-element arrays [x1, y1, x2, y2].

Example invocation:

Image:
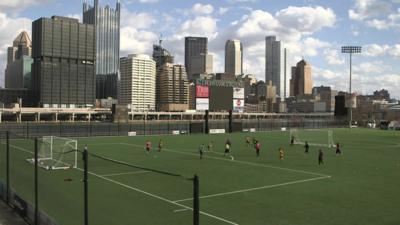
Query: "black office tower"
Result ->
[[32, 16, 95, 107]]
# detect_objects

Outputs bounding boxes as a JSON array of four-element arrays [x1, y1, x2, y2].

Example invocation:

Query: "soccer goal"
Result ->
[[290, 129, 335, 148], [27, 136, 78, 170]]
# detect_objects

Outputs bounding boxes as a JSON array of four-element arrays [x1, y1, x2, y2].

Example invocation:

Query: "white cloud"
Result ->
[[120, 27, 158, 56], [218, 7, 229, 15], [276, 6, 336, 34], [121, 9, 156, 29], [179, 16, 218, 38], [363, 43, 400, 58], [349, 0, 392, 21], [324, 49, 345, 65], [0, 0, 52, 13], [191, 3, 214, 15]]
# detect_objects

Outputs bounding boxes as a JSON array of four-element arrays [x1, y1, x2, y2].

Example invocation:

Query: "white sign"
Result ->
[[196, 98, 209, 111], [128, 131, 137, 136], [210, 129, 226, 134], [172, 130, 180, 135], [233, 99, 245, 113], [233, 88, 245, 99]]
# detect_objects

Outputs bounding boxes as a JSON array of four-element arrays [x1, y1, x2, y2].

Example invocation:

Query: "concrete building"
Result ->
[[191, 53, 213, 76], [313, 86, 338, 112], [156, 63, 189, 111], [83, 0, 120, 99], [153, 39, 174, 68], [225, 39, 243, 76], [265, 36, 288, 99], [290, 59, 313, 97], [32, 16, 95, 108], [185, 37, 208, 79], [5, 31, 33, 89], [119, 54, 156, 111]]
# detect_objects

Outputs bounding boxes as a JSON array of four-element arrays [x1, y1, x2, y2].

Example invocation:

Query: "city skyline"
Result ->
[[0, 0, 399, 99]]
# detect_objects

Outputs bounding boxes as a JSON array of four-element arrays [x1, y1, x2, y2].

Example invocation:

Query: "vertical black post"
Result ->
[[204, 110, 209, 134], [26, 122, 29, 138], [193, 174, 199, 225], [228, 110, 233, 133], [6, 131, 10, 204], [83, 148, 89, 225], [34, 138, 38, 225]]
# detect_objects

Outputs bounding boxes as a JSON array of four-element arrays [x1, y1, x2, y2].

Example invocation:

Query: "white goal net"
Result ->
[[27, 136, 78, 170], [290, 129, 335, 148]]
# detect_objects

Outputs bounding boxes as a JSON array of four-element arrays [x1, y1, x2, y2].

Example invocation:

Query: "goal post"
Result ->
[[290, 129, 335, 148], [27, 136, 78, 170]]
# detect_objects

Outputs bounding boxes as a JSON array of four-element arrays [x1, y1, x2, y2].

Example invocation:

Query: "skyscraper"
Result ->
[[191, 53, 213, 76], [156, 63, 189, 111], [119, 54, 156, 111], [225, 39, 243, 76], [185, 37, 208, 79], [153, 39, 174, 68], [83, 0, 120, 99], [32, 16, 95, 107], [5, 31, 33, 89], [290, 59, 313, 97], [265, 36, 288, 100]]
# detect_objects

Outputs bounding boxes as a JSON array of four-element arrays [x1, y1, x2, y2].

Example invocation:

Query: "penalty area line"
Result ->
[[173, 175, 332, 203], [101, 170, 151, 177], [75, 168, 239, 225]]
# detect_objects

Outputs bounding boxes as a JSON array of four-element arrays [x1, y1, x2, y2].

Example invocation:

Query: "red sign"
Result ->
[[196, 85, 209, 98]]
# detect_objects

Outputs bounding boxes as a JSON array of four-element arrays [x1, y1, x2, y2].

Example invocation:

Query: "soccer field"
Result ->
[[1, 128, 400, 225]]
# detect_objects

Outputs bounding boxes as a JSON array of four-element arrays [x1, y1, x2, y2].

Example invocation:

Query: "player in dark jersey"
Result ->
[[304, 142, 310, 154], [207, 141, 213, 152], [290, 135, 295, 145], [318, 149, 324, 165], [255, 141, 261, 157], [335, 142, 342, 155], [199, 144, 205, 159]]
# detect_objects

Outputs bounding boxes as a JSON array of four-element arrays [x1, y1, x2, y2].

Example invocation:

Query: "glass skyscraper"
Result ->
[[83, 0, 120, 99]]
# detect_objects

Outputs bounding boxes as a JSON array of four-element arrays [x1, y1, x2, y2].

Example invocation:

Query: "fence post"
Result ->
[[34, 138, 39, 225], [83, 147, 89, 225], [26, 122, 29, 139], [193, 174, 199, 225], [6, 131, 9, 204]]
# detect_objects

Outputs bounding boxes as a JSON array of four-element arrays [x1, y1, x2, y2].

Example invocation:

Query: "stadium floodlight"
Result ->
[[341, 46, 362, 128]]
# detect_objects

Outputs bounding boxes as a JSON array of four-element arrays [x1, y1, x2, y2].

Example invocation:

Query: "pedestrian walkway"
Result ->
[[0, 200, 27, 225]]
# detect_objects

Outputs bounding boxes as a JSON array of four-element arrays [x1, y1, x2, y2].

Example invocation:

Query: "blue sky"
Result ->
[[0, 0, 399, 98]]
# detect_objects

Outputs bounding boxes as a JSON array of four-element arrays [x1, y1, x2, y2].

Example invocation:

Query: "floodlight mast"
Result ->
[[341, 46, 362, 128]]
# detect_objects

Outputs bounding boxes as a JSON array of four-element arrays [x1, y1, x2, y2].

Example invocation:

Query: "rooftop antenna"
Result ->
[[159, 33, 163, 46]]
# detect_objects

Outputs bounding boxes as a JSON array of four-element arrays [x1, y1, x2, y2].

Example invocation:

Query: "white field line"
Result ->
[[119, 142, 331, 177], [173, 175, 331, 203], [11, 143, 239, 225], [101, 170, 151, 177], [75, 167, 239, 225], [173, 208, 190, 213]]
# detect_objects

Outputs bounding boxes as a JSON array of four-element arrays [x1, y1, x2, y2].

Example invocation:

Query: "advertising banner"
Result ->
[[233, 88, 245, 99], [196, 98, 209, 111], [233, 99, 244, 113], [196, 85, 209, 98]]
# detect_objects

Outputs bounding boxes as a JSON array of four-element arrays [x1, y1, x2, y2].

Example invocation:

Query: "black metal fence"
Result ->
[[0, 131, 200, 225], [0, 118, 346, 138]]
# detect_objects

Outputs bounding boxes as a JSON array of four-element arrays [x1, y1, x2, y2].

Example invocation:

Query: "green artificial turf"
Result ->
[[0, 128, 399, 225]]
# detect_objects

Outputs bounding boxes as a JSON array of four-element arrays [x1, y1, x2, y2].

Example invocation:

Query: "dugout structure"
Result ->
[[290, 129, 335, 148], [26, 136, 78, 170]]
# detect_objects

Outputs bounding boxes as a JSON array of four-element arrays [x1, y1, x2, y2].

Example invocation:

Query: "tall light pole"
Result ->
[[341, 46, 362, 128]]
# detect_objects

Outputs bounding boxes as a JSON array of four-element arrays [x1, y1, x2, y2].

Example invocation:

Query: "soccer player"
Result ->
[[318, 149, 324, 165], [279, 147, 284, 161], [226, 138, 231, 147], [290, 135, 295, 145], [207, 141, 213, 152], [252, 137, 258, 148], [255, 141, 261, 157], [245, 137, 251, 147], [158, 139, 163, 152], [199, 144, 205, 159], [145, 140, 152, 153], [304, 141, 310, 154], [224, 143, 234, 160], [335, 142, 342, 155]]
